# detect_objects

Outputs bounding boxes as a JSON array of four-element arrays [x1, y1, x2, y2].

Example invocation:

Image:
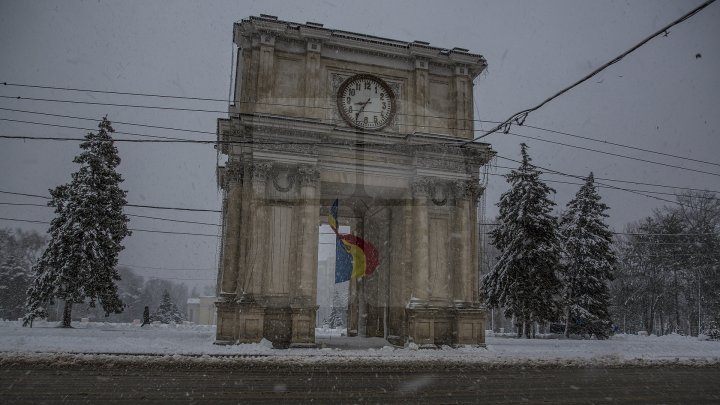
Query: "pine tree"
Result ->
[[481, 143, 562, 338], [0, 255, 31, 320], [24, 117, 130, 327], [559, 173, 616, 339], [327, 289, 345, 329], [151, 290, 184, 324]]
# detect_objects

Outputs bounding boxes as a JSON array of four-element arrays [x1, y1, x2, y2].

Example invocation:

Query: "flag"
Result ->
[[327, 199, 379, 282]]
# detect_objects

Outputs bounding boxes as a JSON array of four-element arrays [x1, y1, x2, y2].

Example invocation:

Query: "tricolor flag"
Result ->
[[328, 199, 379, 283]]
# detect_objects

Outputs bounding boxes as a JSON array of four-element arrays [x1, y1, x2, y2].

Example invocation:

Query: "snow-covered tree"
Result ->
[[24, 117, 130, 327], [151, 290, 184, 324], [324, 289, 345, 329], [559, 173, 616, 339], [481, 143, 562, 338], [0, 255, 31, 320], [0, 229, 43, 320]]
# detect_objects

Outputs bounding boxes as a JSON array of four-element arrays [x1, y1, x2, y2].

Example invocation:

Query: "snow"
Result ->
[[1, 320, 719, 367]]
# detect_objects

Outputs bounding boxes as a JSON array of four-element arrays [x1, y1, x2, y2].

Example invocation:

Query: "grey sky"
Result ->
[[1, 0, 718, 291]]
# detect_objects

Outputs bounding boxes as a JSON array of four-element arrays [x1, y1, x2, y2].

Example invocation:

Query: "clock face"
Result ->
[[337, 74, 396, 130]]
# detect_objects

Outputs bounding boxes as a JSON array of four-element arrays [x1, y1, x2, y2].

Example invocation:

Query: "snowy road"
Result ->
[[2, 363, 720, 404]]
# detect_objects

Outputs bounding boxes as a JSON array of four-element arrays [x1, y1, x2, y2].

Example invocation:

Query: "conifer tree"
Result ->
[[560, 173, 616, 338], [0, 255, 30, 320], [151, 290, 184, 324], [24, 117, 130, 327], [481, 143, 562, 337]]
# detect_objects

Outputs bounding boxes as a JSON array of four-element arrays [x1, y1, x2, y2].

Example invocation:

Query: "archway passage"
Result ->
[[215, 162, 491, 348]]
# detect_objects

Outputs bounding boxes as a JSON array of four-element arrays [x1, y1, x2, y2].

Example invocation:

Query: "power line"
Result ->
[[4, 108, 718, 181], [482, 223, 716, 237], [0, 117, 196, 141], [467, 0, 717, 143], [0, 191, 221, 214], [0, 107, 216, 136], [4, 75, 719, 169], [0, 216, 219, 237], [3, 99, 718, 172], [490, 165, 720, 194], [127, 213, 219, 227], [0, 95, 229, 114], [2, 82, 230, 103], [520, 124, 720, 168], [486, 172, 719, 200], [495, 154, 682, 207], [497, 131, 720, 177]]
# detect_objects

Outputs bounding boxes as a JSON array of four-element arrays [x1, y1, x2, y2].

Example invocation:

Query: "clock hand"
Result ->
[[355, 98, 371, 120]]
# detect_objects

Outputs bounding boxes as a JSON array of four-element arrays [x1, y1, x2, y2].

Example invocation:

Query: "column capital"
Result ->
[[411, 176, 432, 196], [296, 164, 320, 188], [249, 161, 273, 184], [453, 179, 483, 201], [226, 161, 243, 184]]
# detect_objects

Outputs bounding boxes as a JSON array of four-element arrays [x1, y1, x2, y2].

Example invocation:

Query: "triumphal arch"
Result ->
[[215, 15, 494, 347]]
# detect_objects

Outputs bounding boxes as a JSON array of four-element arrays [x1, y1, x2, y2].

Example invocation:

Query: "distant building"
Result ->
[[186, 296, 216, 325]]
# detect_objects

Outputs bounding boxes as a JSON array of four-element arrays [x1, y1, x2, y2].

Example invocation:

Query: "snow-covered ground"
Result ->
[[1, 320, 719, 367]]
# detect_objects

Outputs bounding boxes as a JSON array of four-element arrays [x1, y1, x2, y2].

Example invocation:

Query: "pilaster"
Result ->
[[220, 162, 243, 294], [411, 177, 431, 302]]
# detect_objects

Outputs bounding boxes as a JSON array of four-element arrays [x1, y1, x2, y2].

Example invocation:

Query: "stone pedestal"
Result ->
[[406, 304, 487, 347], [215, 300, 265, 344], [290, 306, 318, 348], [406, 306, 438, 347], [454, 308, 486, 346]]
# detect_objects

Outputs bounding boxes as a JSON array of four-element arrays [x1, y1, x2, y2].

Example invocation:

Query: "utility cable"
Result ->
[[498, 131, 720, 177], [466, 0, 717, 143], [0, 216, 219, 237], [0, 107, 215, 136], [0, 190, 221, 214]]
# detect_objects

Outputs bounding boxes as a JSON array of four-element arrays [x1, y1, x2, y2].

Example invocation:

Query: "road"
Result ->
[[2, 362, 719, 404]]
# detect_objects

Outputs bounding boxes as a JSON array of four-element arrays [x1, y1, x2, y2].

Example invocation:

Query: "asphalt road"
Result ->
[[2, 363, 719, 404]]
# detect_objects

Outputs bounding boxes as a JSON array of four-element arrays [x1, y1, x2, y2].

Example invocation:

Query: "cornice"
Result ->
[[234, 16, 487, 77]]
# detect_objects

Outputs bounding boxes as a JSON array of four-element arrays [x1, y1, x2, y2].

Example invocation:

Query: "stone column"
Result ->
[[413, 59, 429, 132], [453, 65, 470, 137], [242, 161, 272, 300], [453, 180, 472, 304], [220, 163, 243, 295], [289, 164, 320, 347], [295, 164, 320, 305], [411, 178, 430, 302], [256, 34, 275, 108], [304, 41, 322, 119]]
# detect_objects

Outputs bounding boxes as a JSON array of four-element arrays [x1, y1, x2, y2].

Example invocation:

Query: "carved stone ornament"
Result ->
[[249, 161, 273, 184], [410, 177, 433, 196], [271, 166, 296, 193], [225, 162, 243, 185], [453, 180, 483, 201], [430, 182, 448, 206], [296, 164, 320, 187]]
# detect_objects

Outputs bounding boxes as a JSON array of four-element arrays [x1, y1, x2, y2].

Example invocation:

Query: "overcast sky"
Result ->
[[1, 0, 718, 292]]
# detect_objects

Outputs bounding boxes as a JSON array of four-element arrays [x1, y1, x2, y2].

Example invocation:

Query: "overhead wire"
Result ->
[[0, 216, 219, 237], [464, 0, 717, 143], [2, 90, 718, 171]]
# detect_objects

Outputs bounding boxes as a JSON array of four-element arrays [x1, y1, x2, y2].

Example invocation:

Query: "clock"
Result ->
[[337, 74, 396, 130]]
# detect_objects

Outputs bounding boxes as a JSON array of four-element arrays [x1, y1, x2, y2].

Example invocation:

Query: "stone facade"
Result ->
[[215, 15, 493, 348]]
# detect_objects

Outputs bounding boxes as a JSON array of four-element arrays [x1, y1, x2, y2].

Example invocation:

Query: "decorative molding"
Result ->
[[453, 180, 483, 201], [249, 161, 273, 184], [411, 177, 432, 196], [430, 182, 448, 206], [296, 164, 320, 187], [271, 166, 296, 193]]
